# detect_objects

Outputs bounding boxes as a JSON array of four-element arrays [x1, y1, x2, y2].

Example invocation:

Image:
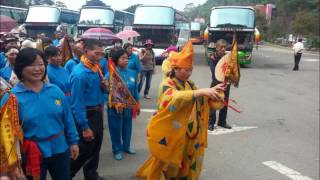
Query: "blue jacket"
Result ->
[[0, 65, 13, 82], [70, 62, 105, 130], [52, 39, 60, 47], [47, 64, 71, 96], [64, 57, 80, 75], [11, 82, 79, 158], [128, 53, 142, 75], [0, 52, 6, 69], [100, 57, 108, 75]]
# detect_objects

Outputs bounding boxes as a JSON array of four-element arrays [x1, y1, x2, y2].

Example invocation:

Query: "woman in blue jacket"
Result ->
[[12, 48, 79, 180], [45, 46, 71, 98], [107, 48, 140, 161]]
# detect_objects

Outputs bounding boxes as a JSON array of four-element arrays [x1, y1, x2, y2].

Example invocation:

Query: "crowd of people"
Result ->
[[0, 30, 230, 180]]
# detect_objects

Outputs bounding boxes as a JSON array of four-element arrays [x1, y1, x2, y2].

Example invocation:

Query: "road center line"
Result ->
[[208, 126, 258, 135], [262, 161, 313, 180], [141, 108, 157, 113], [303, 58, 319, 62]]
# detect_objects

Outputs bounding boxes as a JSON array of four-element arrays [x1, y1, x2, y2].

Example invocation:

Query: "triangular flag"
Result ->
[[190, 161, 197, 171], [159, 137, 167, 146], [108, 59, 138, 109], [60, 35, 73, 65]]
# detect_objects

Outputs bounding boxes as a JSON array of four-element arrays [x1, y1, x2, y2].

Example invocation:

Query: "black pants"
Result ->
[[138, 70, 153, 96], [24, 150, 70, 180], [71, 110, 104, 180], [209, 81, 231, 127], [293, 53, 302, 70]]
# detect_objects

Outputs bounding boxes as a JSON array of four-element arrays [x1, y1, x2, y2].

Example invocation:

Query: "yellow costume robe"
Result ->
[[136, 77, 223, 180], [0, 92, 23, 175]]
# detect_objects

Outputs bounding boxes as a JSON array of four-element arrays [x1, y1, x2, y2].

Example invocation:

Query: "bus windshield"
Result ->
[[176, 22, 189, 30], [79, 8, 114, 25], [190, 22, 201, 31], [210, 8, 255, 28], [26, 6, 60, 23], [134, 6, 175, 25]]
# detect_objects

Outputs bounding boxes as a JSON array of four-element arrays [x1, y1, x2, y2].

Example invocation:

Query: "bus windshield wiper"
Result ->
[[216, 23, 247, 28]]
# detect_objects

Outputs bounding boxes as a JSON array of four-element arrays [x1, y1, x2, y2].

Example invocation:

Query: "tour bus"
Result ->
[[77, 5, 134, 35], [206, 6, 255, 65], [190, 22, 204, 44], [0, 5, 27, 24], [24, 5, 80, 38], [133, 5, 189, 49]]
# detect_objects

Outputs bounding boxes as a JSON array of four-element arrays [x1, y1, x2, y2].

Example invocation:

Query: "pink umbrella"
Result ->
[[116, 30, 140, 40], [0, 15, 17, 33], [81, 28, 120, 42]]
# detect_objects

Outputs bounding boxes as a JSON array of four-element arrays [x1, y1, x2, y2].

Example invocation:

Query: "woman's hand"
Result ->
[[70, 144, 79, 160], [193, 83, 225, 99], [101, 79, 108, 91], [82, 128, 94, 141], [9, 167, 26, 180]]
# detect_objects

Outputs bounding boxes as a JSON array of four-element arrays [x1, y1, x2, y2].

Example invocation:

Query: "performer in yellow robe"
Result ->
[[0, 78, 24, 179], [136, 41, 225, 180]]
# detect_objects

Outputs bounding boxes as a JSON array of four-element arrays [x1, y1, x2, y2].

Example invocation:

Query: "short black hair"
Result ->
[[44, 45, 60, 58], [109, 48, 127, 66], [14, 48, 47, 81], [83, 39, 103, 51], [123, 43, 133, 50], [298, 38, 303, 42]]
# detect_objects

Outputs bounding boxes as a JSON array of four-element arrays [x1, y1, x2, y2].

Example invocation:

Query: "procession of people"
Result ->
[[0, 23, 241, 180]]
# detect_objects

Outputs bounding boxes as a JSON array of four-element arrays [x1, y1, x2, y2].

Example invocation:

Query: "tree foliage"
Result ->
[[29, 0, 54, 5], [0, 0, 27, 8], [83, 0, 107, 7], [124, 4, 142, 13], [184, 0, 320, 47]]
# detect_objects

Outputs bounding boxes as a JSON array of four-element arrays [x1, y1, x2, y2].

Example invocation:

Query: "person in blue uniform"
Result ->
[[106, 48, 140, 161], [123, 43, 142, 76], [64, 42, 84, 75], [0, 47, 18, 83], [12, 47, 79, 180], [0, 36, 20, 69], [52, 31, 63, 47], [69, 39, 107, 180], [45, 46, 71, 97]]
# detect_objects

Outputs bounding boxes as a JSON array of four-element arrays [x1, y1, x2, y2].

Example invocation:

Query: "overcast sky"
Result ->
[[59, 0, 207, 11]]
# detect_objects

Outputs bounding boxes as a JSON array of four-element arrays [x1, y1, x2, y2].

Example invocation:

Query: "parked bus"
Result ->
[[77, 5, 134, 35], [133, 5, 188, 49], [190, 22, 204, 44], [0, 5, 27, 23], [206, 6, 255, 65], [24, 5, 80, 38]]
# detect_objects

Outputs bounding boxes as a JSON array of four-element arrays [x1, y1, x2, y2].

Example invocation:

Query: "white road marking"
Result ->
[[208, 126, 258, 135], [303, 58, 319, 62], [262, 161, 313, 180], [141, 108, 157, 113]]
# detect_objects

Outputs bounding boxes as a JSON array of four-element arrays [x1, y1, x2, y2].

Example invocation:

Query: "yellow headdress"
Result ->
[[170, 41, 193, 69]]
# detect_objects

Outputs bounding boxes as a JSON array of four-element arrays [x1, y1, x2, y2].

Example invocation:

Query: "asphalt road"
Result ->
[[74, 45, 319, 180]]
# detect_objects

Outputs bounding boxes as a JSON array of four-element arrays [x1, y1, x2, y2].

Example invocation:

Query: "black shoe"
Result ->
[[97, 176, 107, 180], [208, 124, 215, 131], [219, 124, 232, 129]]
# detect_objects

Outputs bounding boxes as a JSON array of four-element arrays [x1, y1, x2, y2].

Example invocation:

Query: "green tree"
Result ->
[[29, 0, 54, 5], [83, 0, 107, 7], [0, 0, 27, 8], [124, 4, 142, 13]]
